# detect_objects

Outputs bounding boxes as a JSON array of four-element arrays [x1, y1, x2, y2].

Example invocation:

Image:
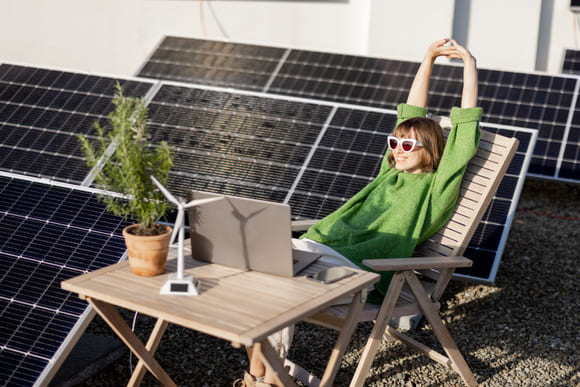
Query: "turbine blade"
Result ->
[[150, 175, 180, 206], [184, 196, 224, 208]]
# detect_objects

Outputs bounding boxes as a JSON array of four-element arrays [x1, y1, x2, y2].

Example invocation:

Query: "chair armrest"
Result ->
[[362, 256, 473, 272], [291, 219, 319, 232]]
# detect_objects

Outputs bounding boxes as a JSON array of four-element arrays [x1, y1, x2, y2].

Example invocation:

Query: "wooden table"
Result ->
[[61, 246, 379, 386]]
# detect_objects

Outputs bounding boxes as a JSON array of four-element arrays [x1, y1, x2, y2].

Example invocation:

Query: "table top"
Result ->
[[61, 246, 379, 347]]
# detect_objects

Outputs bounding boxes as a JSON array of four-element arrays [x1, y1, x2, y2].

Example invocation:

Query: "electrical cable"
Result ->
[[517, 207, 580, 221], [207, 0, 230, 40], [129, 311, 140, 372], [575, 14, 580, 48], [200, 0, 207, 38]]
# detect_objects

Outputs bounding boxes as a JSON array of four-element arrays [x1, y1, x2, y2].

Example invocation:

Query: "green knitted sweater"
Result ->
[[301, 103, 482, 298]]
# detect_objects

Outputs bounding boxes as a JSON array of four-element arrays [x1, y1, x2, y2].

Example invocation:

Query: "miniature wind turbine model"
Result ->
[[151, 176, 224, 296]]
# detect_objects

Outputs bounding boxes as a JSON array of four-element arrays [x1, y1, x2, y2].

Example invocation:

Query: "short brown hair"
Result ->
[[387, 117, 445, 172]]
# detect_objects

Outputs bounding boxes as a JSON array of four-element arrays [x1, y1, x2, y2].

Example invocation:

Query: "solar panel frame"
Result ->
[[137, 36, 288, 92], [561, 48, 580, 75], [0, 63, 157, 185], [454, 123, 538, 283], [0, 172, 131, 386], [0, 64, 158, 387]]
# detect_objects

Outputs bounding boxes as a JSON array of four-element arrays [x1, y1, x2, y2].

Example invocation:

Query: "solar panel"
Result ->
[[561, 48, 580, 75], [138, 36, 286, 91], [146, 81, 537, 284], [0, 173, 130, 386], [455, 123, 537, 281], [147, 83, 334, 202], [138, 36, 579, 183], [0, 63, 156, 184]]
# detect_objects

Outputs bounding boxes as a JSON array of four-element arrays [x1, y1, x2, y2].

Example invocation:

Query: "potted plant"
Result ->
[[78, 82, 173, 276]]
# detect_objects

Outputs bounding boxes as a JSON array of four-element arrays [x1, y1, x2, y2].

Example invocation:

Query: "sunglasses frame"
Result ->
[[387, 136, 423, 153]]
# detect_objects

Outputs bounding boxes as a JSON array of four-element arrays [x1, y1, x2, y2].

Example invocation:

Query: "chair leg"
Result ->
[[350, 272, 405, 387], [320, 290, 366, 387], [404, 271, 478, 386]]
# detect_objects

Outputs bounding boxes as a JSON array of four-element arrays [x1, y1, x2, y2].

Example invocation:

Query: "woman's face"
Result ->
[[391, 129, 427, 174]]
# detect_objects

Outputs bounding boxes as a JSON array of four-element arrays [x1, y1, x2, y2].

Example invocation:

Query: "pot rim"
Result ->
[[122, 224, 172, 239]]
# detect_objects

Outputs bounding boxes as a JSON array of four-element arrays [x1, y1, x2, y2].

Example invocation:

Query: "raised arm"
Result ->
[[446, 39, 478, 108], [406, 38, 455, 107]]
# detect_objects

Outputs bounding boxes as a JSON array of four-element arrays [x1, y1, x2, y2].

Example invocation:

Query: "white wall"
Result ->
[[550, 0, 580, 72], [468, 0, 542, 71], [0, 0, 579, 77], [367, 0, 455, 63]]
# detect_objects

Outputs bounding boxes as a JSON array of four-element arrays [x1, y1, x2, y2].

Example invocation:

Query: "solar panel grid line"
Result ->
[[79, 138, 118, 187], [282, 105, 338, 204], [79, 81, 163, 188], [271, 50, 415, 108], [287, 107, 397, 217], [0, 63, 156, 184], [147, 100, 323, 146], [561, 48, 580, 75], [262, 48, 291, 93], [33, 306, 96, 387], [0, 170, 130, 201], [457, 125, 537, 283], [0, 289, 82, 323], [154, 77, 420, 120], [0, 301, 97, 386], [555, 78, 580, 176], [0, 172, 130, 386], [0, 62, 157, 95], [139, 37, 286, 90]]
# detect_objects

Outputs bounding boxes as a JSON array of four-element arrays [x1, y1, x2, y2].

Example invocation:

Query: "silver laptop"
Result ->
[[186, 190, 320, 277]]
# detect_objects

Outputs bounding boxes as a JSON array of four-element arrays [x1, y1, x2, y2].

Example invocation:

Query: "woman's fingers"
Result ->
[[450, 39, 473, 61], [427, 38, 453, 60]]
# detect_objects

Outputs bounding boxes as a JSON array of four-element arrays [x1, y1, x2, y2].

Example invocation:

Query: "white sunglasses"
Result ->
[[387, 136, 423, 152]]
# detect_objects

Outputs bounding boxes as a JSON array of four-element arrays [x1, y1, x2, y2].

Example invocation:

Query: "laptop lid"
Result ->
[[187, 190, 299, 276]]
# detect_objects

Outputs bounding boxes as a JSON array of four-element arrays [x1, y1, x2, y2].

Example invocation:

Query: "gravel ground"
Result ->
[[79, 179, 579, 386]]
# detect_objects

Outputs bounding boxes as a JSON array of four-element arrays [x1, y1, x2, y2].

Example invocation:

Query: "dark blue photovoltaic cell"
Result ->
[[139, 36, 286, 91], [562, 48, 580, 75], [288, 107, 397, 220], [561, 90, 580, 180], [0, 64, 154, 183], [457, 247, 498, 279], [138, 36, 575, 182], [147, 84, 332, 200], [0, 176, 129, 386]]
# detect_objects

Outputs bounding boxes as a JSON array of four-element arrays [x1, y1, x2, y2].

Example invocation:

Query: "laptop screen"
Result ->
[[187, 190, 295, 276]]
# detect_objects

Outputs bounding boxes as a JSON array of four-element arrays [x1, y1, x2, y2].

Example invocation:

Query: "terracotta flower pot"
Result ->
[[122, 224, 172, 276]]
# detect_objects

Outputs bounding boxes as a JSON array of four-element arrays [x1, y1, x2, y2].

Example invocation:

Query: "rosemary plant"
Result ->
[[78, 82, 173, 236]]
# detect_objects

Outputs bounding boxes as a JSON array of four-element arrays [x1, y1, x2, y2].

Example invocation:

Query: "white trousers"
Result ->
[[267, 238, 364, 358]]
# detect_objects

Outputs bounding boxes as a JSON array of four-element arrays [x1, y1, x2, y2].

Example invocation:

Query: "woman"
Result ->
[[241, 38, 482, 387]]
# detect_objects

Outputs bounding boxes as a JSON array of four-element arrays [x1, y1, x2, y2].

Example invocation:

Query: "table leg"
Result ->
[[87, 298, 176, 387], [129, 318, 169, 386], [255, 340, 298, 387], [320, 290, 365, 387]]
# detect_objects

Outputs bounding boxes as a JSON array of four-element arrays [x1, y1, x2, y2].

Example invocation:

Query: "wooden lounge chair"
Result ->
[[289, 116, 520, 387]]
